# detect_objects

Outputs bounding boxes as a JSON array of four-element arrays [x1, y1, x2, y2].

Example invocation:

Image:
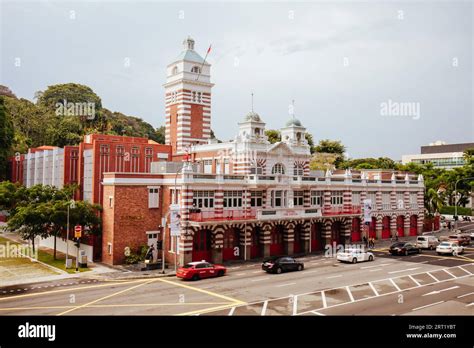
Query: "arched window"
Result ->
[[294, 163, 304, 176], [272, 163, 285, 175], [191, 66, 201, 73], [250, 163, 264, 175], [172, 66, 178, 75]]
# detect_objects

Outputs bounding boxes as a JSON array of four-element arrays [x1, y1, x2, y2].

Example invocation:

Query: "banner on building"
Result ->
[[170, 204, 181, 236], [363, 199, 372, 223]]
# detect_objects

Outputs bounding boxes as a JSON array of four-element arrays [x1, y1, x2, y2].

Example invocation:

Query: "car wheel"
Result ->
[[297, 264, 303, 271], [191, 274, 200, 281], [429, 245, 434, 250], [404, 250, 408, 256], [437, 252, 442, 255], [352, 258, 357, 264], [418, 249, 421, 254], [276, 267, 282, 274], [368, 255, 374, 261], [217, 270, 224, 277]]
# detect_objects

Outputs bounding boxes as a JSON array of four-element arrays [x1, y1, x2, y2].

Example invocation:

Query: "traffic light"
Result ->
[[75, 238, 80, 248], [156, 240, 163, 250]]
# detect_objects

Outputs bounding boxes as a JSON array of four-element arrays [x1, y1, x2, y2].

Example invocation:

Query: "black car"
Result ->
[[389, 242, 421, 256], [261, 256, 304, 274]]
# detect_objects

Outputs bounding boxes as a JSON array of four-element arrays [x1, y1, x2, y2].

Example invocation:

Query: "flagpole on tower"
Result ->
[[195, 44, 212, 81]]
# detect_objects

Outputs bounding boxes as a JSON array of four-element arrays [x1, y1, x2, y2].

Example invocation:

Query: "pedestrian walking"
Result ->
[[363, 236, 368, 249], [395, 231, 399, 241]]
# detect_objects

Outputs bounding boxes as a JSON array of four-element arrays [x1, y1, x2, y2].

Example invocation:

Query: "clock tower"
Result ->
[[164, 37, 214, 154]]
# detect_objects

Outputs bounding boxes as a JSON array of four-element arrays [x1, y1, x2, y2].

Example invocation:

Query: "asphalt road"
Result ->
[[0, 241, 472, 316]]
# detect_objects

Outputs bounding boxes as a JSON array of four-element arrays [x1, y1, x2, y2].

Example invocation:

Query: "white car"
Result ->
[[436, 242, 465, 256], [337, 249, 374, 264]]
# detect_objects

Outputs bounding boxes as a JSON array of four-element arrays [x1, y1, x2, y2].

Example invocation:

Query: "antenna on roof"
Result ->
[[251, 92, 254, 112], [291, 99, 296, 120]]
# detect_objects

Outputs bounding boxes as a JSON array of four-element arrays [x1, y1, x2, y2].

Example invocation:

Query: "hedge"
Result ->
[[440, 206, 472, 216]]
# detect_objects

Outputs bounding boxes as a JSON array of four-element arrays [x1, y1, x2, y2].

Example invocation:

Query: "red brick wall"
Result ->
[[102, 184, 165, 265]]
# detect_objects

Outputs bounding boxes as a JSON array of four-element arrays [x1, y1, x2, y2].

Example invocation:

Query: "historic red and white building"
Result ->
[[100, 37, 425, 266]]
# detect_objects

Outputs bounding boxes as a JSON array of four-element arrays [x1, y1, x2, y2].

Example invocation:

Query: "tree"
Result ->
[[0, 97, 14, 180], [314, 139, 346, 155], [309, 153, 338, 171], [7, 202, 50, 253], [265, 130, 281, 144], [37, 83, 102, 110], [305, 133, 315, 153], [424, 188, 443, 218]]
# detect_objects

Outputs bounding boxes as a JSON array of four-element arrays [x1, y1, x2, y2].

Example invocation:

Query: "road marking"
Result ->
[[360, 263, 391, 269], [426, 272, 440, 282], [457, 292, 474, 299], [442, 269, 457, 278], [422, 286, 460, 297], [229, 266, 241, 270], [368, 282, 379, 296], [261, 300, 268, 315], [304, 270, 318, 274], [228, 307, 235, 316], [57, 279, 158, 316], [326, 275, 342, 279], [345, 286, 355, 302], [251, 277, 271, 282], [179, 303, 241, 316], [412, 301, 445, 312], [157, 278, 244, 305], [369, 268, 383, 272], [458, 266, 473, 275], [389, 278, 401, 291], [252, 271, 261, 274], [408, 275, 421, 287], [276, 283, 296, 288], [0, 279, 147, 302], [321, 291, 327, 308], [311, 310, 325, 316], [466, 302, 474, 307], [388, 267, 420, 274], [235, 273, 247, 276]]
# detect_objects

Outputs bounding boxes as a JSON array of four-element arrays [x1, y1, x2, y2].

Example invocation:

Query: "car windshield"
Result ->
[[439, 242, 450, 246], [182, 264, 194, 268], [391, 243, 405, 247], [417, 237, 426, 241]]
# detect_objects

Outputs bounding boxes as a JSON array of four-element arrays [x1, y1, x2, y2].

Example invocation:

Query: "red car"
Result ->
[[176, 261, 226, 281]]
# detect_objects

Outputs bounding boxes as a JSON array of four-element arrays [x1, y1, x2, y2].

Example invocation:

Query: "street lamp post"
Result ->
[[454, 177, 474, 230], [65, 199, 75, 269]]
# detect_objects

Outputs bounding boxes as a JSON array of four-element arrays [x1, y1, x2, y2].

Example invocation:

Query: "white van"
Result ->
[[416, 236, 439, 250]]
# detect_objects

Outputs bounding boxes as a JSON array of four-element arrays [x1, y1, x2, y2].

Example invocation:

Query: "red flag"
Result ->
[[207, 45, 212, 54]]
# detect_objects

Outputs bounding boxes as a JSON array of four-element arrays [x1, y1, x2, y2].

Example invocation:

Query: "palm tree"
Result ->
[[424, 188, 443, 218]]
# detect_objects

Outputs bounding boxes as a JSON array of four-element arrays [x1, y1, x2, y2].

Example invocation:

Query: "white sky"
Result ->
[[1, 0, 473, 159]]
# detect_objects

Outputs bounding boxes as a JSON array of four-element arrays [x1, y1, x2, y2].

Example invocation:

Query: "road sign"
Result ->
[[74, 225, 82, 238], [363, 199, 372, 223], [170, 204, 181, 236]]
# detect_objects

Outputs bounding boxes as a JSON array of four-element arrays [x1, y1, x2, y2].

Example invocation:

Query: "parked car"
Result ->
[[261, 256, 304, 274], [436, 242, 465, 255], [337, 248, 374, 264], [176, 261, 226, 281], [389, 242, 421, 256], [448, 234, 470, 246], [470, 231, 474, 240], [416, 236, 440, 250]]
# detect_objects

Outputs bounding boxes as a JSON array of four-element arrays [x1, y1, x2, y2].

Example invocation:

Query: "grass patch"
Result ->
[[36, 250, 91, 274], [0, 234, 90, 274]]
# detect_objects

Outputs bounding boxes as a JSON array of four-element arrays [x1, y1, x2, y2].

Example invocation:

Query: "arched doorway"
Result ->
[[311, 222, 323, 252], [250, 226, 262, 259], [369, 217, 377, 239], [270, 225, 284, 256], [351, 218, 361, 242], [223, 228, 240, 261], [397, 215, 405, 237], [193, 229, 212, 262], [382, 216, 391, 239], [293, 224, 303, 254], [331, 221, 343, 246], [410, 215, 418, 236]]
